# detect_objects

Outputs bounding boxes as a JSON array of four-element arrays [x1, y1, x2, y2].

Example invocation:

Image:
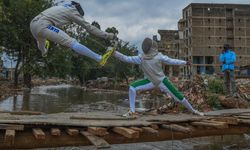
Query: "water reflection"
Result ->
[[0, 85, 128, 113]]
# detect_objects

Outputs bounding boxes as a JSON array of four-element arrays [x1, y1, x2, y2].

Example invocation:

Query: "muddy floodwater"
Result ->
[[0, 84, 130, 114], [1, 85, 250, 150]]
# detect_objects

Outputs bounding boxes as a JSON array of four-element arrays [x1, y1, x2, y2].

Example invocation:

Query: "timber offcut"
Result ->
[[0, 109, 249, 149]]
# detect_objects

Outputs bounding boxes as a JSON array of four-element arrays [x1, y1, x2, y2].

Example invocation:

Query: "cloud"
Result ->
[[66, 0, 250, 49]]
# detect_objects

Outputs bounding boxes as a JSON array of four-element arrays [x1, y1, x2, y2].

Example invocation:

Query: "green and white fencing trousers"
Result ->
[[30, 14, 102, 62], [129, 77, 197, 113]]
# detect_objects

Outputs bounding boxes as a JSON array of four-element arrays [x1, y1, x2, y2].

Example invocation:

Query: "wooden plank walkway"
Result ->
[[0, 109, 248, 149]]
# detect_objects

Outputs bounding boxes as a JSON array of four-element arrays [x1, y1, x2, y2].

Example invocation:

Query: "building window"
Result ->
[[238, 19, 241, 22], [239, 28, 241, 31], [208, 19, 211, 22]]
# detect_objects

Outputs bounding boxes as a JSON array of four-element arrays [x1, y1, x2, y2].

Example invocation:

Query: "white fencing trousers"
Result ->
[[128, 78, 196, 113]]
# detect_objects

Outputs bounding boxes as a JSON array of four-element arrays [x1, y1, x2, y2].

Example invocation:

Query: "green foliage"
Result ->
[[206, 93, 222, 110], [0, 0, 53, 87], [208, 78, 224, 94], [0, 0, 141, 86]]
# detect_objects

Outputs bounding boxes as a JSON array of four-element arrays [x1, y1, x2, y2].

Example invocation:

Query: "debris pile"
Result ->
[[157, 75, 250, 113], [0, 81, 21, 100], [237, 79, 250, 101]]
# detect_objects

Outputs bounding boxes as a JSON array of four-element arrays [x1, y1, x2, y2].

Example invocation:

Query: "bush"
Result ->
[[206, 93, 222, 110], [208, 78, 224, 94]]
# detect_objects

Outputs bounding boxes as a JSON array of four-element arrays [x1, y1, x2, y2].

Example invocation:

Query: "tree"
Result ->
[[0, 0, 53, 87]]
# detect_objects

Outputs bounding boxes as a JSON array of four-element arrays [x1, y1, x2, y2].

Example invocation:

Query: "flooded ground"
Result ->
[[0, 85, 250, 150], [0, 84, 166, 114], [0, 84, 128, 114]]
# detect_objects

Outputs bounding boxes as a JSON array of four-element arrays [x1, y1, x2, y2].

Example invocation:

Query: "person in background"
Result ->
[[30, 1, 115, 64], [219, 44, 237, 97], [112, 37, 204, 118]]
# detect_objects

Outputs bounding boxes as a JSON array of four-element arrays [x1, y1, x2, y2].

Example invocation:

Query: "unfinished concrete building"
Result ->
[[157, 30, 182, 77], [179, 3, 250, 76]]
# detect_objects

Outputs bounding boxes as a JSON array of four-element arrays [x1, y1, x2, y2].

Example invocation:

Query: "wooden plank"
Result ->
[[130, 127, 143, 132], [81, 131, 110, 149], [10, 111, 42, 115], [0, 124, 22, 130], [0, 124, 24, 131], [239, 113, 250, 116], [191, 121, 229, 129], [202, 120, 229, 126], [87, 127, 109, 136], [150, 124, 159, 130], [70, 116, 134, 120], [4, 130, 15, 146], [112, 127, 139, 138], [66, 128, 79, 136], [32, 128, 45, 140], [142, 127, 158, 135], [211, 117, 238, 125], [50, 128, 61, 136], [237, 115, 250, 119], [162, 124, 191, 133], [238, 119, 250, 124]]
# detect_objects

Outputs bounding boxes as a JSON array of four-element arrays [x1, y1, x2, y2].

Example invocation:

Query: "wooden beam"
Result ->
[[112, 127, 139, 139], [9, 111, 42, 115], [130, 127, 143, 133], [150, 124, 159, 130], [161, 124, 191, 133], [87, 127, 109, 136], [50, 128, 61, 136], [238, 119, 250, 124], [237, 115, 250, 119], [202, 120, 229, 127], [81, 131, 110, 149], [142, 127, 158, 135], [191, 121, 228, 129], [211, 117, 238, 125], [4, 130, 15, 146], [70, 116, 134, 120], [66, 128, 79, 136], [32, 128, 45, 140], [0, 124, 24, 131]]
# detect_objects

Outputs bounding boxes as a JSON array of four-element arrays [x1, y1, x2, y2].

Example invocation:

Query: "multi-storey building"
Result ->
[[178, 3, 250, 75], [157, 30, 182, 77]]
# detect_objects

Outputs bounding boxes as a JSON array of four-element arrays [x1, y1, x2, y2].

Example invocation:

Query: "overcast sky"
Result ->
[[65, 0, 250, 48]]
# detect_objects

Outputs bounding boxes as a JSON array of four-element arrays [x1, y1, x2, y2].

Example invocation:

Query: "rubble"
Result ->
[[236, 79, 250, 101], [0, 80, 21, 101], [157, 75, 250, 114]]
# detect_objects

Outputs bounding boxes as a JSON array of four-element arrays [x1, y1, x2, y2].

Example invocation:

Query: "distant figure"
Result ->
[[219, 44, 237, 96], [112, 37, 204, 118], [30, 1, 115, 64]]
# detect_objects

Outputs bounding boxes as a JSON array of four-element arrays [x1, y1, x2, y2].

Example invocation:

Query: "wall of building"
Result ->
[[157, 30, 183, 77], [179, 3, 250, 76]]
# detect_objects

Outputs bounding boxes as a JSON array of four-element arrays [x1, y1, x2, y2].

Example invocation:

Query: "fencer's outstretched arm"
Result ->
[[114, 51, 141, 64], [159, 53, 186, 65], [69, 11, 114, 40]]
